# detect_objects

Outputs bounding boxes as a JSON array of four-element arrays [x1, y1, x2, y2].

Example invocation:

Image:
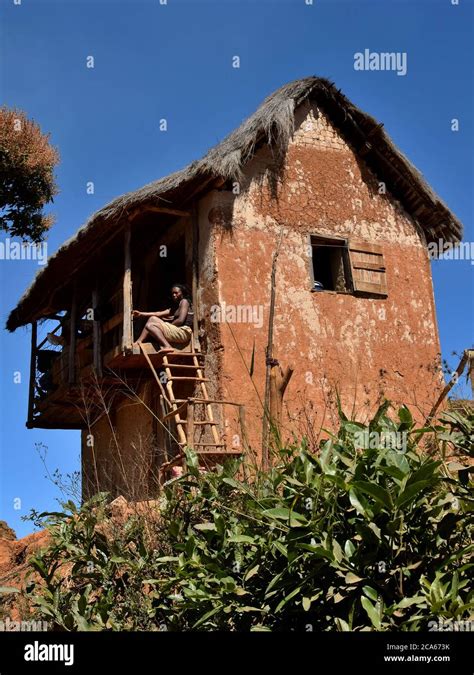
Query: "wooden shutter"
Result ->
[[348, 241, 387, 296]]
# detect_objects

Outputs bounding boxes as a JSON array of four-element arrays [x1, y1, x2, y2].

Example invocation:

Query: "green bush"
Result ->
[[25, 403, 473, 631]]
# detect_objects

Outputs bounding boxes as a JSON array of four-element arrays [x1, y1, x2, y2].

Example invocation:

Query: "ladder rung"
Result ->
[[162, 401, 188, 421], [163, 353, 204, 360], [167, 376, 210, 382], [177, 420, 218, 426], [163, 364, 202, 370]]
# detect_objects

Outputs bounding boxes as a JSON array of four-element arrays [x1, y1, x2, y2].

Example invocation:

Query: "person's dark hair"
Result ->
[[170, 283, 192, 302]]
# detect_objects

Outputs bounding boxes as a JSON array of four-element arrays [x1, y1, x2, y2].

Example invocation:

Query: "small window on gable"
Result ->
[[309, 236, 388, 297], [310, 235, 352, 292], [347, 241, 387, 297]]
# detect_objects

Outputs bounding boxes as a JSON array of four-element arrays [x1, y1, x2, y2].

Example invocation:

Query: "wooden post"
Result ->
[[92, 285, 102, 377], [27, 321, 37, 427], [122, 223, 133, 352], [68, 289, 77, 384], [269, 363, 294, 434], [187, 398, 195, 450], [159, 395, 170, 464], [191, 204, 200, 350], [261, 227, 285, 469]]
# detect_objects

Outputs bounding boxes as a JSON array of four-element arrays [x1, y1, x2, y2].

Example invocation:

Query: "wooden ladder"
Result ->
[[138, 344, 241, 481]]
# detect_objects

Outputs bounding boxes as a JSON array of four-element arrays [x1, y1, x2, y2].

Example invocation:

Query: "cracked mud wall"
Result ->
[[210, 101, 444, 453]]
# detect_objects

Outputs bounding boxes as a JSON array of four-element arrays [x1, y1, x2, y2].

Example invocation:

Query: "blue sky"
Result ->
[[0, 0, 472, 537]]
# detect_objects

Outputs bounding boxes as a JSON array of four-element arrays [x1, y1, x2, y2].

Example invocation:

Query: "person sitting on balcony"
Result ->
[[132, 284, 193, 353]]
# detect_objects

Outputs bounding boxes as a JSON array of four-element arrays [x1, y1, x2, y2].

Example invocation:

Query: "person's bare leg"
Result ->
[[136, 317, 174, 352], [135, 325, 150, 343]]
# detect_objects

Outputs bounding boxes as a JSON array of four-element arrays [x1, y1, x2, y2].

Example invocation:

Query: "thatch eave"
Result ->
[[7, 76, 463, 331]]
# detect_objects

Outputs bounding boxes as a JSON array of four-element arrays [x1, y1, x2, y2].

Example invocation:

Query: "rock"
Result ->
[[0, 520, 16, 541]]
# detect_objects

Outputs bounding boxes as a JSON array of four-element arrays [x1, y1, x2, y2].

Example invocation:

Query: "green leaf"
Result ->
[[0, 586, 20, 594], [192, 605, 224, 628], [396, 480, 431, 508], [349, 489, 368, 517], [332, 540, 343, 563], [362, 586, 378, 602], [30, 558, 48, 577], [273, 541, 288, 557], [263, 507, 308, 527], [298, 543, 333, 560], [407, 461, 441, 486], [361, 596, 381, 630], [344, 540, 356, 558], [398, 406, 413, 427], [345, 572, 363, 584], [227, 534, 255, 544], [275, 586, 301, 613], [335, 617, 350, 631], [222, 477, 251, 494], [302, 597, 311, 611], [396, 596, 425, 609], [244, 564, 260, 581], [352, 481, 393, 510]]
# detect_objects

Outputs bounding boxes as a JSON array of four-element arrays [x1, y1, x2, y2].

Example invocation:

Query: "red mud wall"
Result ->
[[200, 101, 444, 454]]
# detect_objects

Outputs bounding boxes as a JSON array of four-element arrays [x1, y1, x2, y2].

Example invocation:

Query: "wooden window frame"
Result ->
[[308, 234, 353, 294], [308, 234, 388, 298], [347, 240, 388, 297]]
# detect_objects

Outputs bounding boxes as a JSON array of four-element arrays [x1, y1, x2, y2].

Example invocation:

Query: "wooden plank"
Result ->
[[101, 312, 123, 334], [68, 290, 77, 384], [166, 376, 210, 382], [191, 203, 200, 350], [348, 240, 387, 296], [159, 395, 170, 464], [352, 261, 386, 272], [162, 400, 188, 422], [37, 322, 61, 350], [186, 399, 195, 450], [189, 397, 243, 407], [129, 205, 191, 220], [193, 353, 221, 446], [122, 223, 133, 352], [27, 321, 37, 427], [352, 280, 388, 296], [138, 343, 172, 407], [26, 421, 85, 430], [161, 356, 188, 445], [92, 287, 102, 377], [131, 342, 196, 356], [76, 335, 93, 352], [179, 420, 218, 426], [349, 241, 383, 255], [162, 363, 200, 370]]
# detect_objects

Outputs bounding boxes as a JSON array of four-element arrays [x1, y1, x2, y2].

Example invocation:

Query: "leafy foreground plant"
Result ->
[[25, 404, 473, 631]]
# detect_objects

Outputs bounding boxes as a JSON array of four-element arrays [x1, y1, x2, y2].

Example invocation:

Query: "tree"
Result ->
[[0, 107, 59, 242]]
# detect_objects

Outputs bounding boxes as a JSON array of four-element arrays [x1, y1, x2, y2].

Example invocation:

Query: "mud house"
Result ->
[[7, 77, 462, 499]]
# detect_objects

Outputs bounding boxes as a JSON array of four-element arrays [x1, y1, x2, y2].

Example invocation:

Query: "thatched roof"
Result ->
[[7, 76, 463, 331]]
